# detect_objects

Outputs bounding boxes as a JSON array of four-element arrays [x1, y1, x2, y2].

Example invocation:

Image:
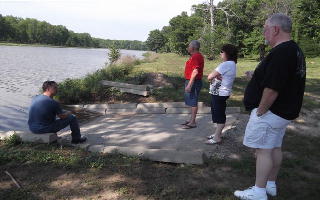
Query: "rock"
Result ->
[[0, 131, 58, 144]]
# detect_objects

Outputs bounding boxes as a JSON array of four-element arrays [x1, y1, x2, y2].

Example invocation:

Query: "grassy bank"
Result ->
[[0, 42, 69, 48], [57, 52, 320, 110]]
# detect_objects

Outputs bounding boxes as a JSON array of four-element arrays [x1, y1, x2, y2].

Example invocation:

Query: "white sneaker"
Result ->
[[234, 187, 268, 200], [266, 184, 277, 197]]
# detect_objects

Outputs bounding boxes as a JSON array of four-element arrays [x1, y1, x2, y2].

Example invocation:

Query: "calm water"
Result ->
[[0, 45, 145, 132]]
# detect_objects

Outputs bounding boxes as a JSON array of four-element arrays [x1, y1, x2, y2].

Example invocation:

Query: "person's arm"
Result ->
[[256, 88, 278, 116], [57, 111, 72, 119], [208, 70, 222, 81], [185, 69, 198, 92], [245, 71, 254, 80]]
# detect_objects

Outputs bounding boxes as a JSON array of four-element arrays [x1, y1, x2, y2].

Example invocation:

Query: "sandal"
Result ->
[[180, 121, 190, 125], [182, 124, 197, 129], [207, 135, 214, 139], [207, 134, 225, 139], [205, 138, 222, 145]]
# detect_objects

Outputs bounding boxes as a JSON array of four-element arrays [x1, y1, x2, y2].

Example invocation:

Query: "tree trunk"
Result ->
[[209, 0, 215, 32]]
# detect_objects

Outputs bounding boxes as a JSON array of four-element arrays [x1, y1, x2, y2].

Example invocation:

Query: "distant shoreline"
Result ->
[[0, 42, 102, 49]]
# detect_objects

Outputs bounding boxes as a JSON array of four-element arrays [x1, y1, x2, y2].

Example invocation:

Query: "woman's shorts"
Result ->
[[243, 108, 291, 149], [184, 79, 202, 107], [211, 95, 229, 124]]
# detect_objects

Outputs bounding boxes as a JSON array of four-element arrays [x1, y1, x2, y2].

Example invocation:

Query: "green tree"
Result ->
[[146, 29, 166, 52], [108, 44, 120, 64]]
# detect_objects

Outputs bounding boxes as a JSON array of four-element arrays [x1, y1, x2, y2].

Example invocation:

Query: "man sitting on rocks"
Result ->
[[28, 81, 87, 144]]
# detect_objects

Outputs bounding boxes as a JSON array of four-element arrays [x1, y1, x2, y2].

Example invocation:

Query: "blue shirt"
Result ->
[[28, 95, 63, 133]]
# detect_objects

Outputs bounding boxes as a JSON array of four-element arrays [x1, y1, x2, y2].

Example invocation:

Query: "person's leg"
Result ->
[[47, 114, 81, 140], [214, 123, 225, 142], [68, 115, 81, 140], [214, 96, 228, 141], [188, 106, 198, 125], [255, 148, 274, 188], [187, 80, 202, 126], [268, 147, 282, 181]]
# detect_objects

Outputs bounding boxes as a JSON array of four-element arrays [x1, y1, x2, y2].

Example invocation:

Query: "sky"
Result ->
[[0, 0, 222, 41]]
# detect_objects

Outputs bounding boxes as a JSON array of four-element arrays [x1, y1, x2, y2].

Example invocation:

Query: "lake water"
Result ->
[[0, 45, 146, 132]]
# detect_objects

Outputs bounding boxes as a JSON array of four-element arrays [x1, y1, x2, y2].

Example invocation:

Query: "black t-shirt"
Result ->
[[243, 40, 306, 120]]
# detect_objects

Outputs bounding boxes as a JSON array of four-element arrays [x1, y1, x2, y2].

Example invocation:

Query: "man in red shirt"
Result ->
[[182, 40, 204, 129]]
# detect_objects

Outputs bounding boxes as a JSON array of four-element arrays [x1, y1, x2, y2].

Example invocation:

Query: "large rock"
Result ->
[[0, 131, 58, 144]]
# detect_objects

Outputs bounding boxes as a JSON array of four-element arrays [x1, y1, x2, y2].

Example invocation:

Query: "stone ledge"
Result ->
[[0, 131, 58, 144]]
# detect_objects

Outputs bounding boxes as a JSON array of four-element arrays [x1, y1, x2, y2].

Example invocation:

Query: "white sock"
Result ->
[[254, 185, 266, 194], [267, 181, 276, 187]]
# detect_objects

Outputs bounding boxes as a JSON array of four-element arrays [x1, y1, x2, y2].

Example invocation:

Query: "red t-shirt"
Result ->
[[184, 52, 204, 80]]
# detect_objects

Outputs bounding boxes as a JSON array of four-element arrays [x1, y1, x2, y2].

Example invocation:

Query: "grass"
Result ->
[[56, 52, 319, 110], [131, 53, 320, 109]]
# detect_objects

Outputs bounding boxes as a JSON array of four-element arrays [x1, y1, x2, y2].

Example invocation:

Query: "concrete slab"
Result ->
[[119, 88, 149, 96], [84, 104, 108, 109], [83, 104, 107, 114], [136, 104, 166, 114], [59, 112, 241, 165], [136, 108, 166, 114], [65, 105, 84, 109], [162, 102, 204, 108], [166, 107, 240, 114], [106, 108, 137, 114], [0, 131, 58, 144], [106, 103, 138, 109]]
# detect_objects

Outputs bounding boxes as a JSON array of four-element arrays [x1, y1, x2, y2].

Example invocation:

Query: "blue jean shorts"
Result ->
[[184, 79, 202, 107]]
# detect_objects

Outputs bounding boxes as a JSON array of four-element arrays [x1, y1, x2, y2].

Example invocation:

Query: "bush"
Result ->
[[56, 54, 150, 104], [299, 38, 320, 58], [4, 133, 22, 146], [108, 45, 121, 64]]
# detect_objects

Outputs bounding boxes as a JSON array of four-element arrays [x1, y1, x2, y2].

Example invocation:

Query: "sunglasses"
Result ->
[[220, 50, 224, 53]]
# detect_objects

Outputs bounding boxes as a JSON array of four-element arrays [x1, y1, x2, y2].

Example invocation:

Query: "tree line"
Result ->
[[0, 14, 147, 50], [146, 0, 320, 58]]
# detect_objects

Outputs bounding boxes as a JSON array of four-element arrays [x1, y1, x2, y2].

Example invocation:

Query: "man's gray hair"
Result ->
[[189, 40, 200, 50], [267, 13, 292, 33]]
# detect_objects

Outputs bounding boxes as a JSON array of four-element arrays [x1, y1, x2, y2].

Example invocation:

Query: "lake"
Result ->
[[0, 45, 146, 132]]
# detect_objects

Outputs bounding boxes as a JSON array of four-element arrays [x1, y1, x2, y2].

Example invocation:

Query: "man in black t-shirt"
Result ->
[[234, 14, 306, 200]]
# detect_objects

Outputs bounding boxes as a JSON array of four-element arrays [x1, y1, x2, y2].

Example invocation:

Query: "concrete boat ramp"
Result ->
[[60, 103, 242, 165], [1, 102, 244, 165]]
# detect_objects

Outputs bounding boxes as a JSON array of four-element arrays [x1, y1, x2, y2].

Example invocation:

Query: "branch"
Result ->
[[4, 171, 21, 189]]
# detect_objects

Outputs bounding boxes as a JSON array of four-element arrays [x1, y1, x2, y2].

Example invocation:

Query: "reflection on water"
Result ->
[[0, 45, 145, 131]]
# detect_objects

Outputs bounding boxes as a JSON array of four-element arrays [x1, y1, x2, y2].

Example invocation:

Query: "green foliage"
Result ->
[[161, 12, 203, 55], [56, 55, 145, 104], [3, 133, 22, 146], [147, 0, 320, 57], [108, 44, 121, 64], [292, 0, 320, 56], [146, 29, 166, 52]]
